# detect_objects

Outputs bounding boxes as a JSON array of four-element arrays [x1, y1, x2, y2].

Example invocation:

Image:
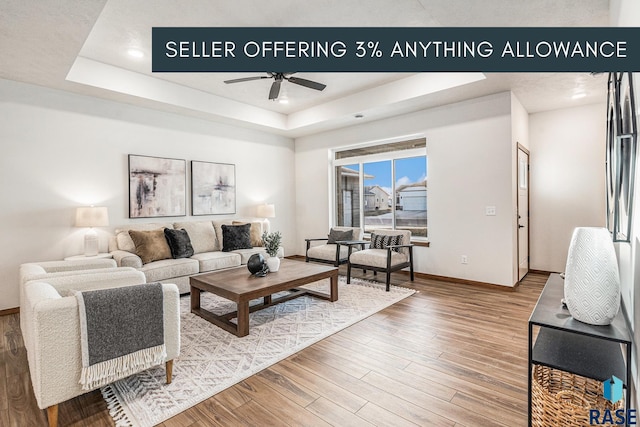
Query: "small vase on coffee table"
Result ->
[[266, 255, 280, 272]]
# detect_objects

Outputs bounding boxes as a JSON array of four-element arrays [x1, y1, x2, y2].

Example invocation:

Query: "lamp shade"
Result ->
[[257, 204, 275, 218], [75, 206, 109, 228], [564, 227, 620, 325]]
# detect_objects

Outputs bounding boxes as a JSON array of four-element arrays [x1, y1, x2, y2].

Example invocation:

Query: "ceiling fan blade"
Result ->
[[269, 80, 281, 100], [224, 76, 269, 84], [287, 76, 326, 91]]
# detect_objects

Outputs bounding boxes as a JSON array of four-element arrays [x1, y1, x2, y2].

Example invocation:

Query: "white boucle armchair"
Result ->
[[21, 268, 181, 427], [19, 258, 122, 346]]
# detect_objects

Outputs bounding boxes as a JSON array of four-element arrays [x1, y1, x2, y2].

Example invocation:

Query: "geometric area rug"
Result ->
[[102, 276, 415, 426]]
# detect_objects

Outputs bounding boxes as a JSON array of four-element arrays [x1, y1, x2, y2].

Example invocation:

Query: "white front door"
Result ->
[[517, 147, 530, 281]]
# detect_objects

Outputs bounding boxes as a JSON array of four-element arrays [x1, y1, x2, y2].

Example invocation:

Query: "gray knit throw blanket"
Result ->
[[76, 283, 166, 390]]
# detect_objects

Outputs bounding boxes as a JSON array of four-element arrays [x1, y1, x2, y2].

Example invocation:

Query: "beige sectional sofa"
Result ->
[[108, 219, 284, 293]]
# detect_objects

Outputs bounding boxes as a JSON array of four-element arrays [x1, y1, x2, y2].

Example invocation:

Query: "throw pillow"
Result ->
[[327, 228, 353, 244], [173, 221, 217, 254], [221, 223, 253, 252], [115, 222, 175, 253], [164, 228, 195, 259], [232, 221, 264, 246], [370, 233, 403, 252], [115, 230, 137, 253], [129, 229, 172, 264]]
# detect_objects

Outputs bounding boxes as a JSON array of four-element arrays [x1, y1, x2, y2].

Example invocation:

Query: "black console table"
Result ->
[[528, 273, 632, 426]]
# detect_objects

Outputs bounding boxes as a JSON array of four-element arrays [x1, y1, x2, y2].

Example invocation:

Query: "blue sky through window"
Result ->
[[364, 161, 391, 186], [396, 157, 427, 186], [363, 157, 427, 188]]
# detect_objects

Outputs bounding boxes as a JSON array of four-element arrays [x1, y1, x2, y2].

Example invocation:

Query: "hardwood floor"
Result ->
[[0, 270, 547, 426]]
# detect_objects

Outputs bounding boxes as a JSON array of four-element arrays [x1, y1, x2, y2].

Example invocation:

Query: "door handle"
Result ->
[[519, 224, 525, 229]]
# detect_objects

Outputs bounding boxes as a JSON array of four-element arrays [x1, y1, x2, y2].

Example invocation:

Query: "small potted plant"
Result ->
[[262, 231, 282, 272]]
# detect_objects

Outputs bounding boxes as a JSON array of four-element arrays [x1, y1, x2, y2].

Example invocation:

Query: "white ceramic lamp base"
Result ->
[[564, 227, 620, 325], [84, 228, 99, 257]]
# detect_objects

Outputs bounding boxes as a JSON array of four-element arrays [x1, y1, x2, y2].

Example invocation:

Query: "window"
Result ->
[[335, 164, 361, 227], [395, 156, 427, 237], [333, 138, 427, 239], [364, 160, 392, 233]]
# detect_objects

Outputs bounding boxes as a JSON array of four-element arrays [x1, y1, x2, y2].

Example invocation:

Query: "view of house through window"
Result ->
[[364, 160, 392, 233], [335, 164, 361, 227], [334, 139, 427, 239], [395, 157, 427, 237]]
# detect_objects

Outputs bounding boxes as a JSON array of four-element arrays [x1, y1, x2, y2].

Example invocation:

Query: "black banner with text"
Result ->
[[152, 27, 640, 72]]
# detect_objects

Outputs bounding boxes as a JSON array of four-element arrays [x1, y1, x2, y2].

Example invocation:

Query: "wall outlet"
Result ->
[[461, 255, 468, 264], [485, 206, 496, 216]]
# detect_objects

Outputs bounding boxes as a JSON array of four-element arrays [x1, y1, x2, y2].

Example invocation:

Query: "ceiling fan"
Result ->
[[223, 72, 326, 101]]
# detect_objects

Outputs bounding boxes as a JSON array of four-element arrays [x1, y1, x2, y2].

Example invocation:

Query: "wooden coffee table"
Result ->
[[189, 259, 338, 337]]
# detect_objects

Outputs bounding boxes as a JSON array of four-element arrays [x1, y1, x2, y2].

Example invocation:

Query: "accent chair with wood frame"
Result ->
[[305, 226, 364, 266], [347, 229, 414, 291]]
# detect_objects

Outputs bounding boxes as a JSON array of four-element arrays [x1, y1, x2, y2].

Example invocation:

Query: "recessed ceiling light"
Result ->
[[572, 93, 587, 100], [127, 48, 145, 59], [278, 98, 289, 104], [354, 114, 364, 119]]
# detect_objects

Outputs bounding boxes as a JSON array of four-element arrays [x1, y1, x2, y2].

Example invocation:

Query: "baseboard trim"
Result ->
[[528, 269, 557, 276], [401, 270, 518, 292], [0, 307, 19, 317], [296, 255, 521, 291]]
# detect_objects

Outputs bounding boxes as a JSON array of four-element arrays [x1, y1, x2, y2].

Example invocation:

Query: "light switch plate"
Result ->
[[485, 206, 496, 216]]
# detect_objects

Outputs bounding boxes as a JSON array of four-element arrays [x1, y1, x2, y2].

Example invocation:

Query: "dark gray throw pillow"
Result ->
[[327, 228, 353, 244], [222, 223, 253, 252], [164, 228, 194, 259]]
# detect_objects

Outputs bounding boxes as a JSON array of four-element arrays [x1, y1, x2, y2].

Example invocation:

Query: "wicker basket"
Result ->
[[531, 364, 624, 427]]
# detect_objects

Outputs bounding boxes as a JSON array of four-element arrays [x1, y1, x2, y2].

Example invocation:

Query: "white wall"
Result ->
[[511, 93, 530, 151], [0, 79, 295, 311], [611, 0, 640, 26], [528, 103, 606, 273], [295, 92, 518, 286]]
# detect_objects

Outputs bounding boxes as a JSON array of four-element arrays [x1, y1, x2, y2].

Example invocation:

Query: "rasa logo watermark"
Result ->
[[589, 376, 636, 425]]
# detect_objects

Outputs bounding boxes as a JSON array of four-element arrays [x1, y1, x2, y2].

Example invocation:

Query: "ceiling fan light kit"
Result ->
[[224, 72, 326, 100]]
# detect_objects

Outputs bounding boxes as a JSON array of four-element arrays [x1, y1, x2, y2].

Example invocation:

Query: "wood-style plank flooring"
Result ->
[[0, 270, 547, 426]]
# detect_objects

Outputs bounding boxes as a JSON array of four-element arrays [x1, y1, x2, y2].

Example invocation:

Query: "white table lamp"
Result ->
[[75, 206, 109, 256], [257, 203, 275, 229]]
